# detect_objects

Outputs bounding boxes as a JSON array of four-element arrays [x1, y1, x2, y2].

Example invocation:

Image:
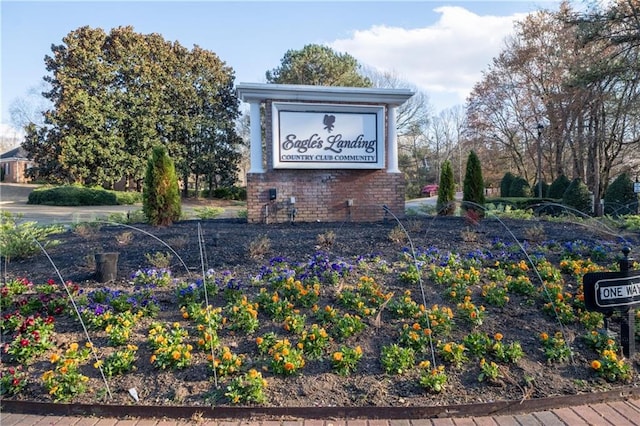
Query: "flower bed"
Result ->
[[1, 219, 639, 407]]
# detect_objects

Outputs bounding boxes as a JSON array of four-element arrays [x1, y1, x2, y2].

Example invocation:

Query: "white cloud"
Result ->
[[330, 6, 528, 111]]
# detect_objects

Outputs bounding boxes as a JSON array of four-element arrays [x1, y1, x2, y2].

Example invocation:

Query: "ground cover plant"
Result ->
[[1, 215, 639, 407]]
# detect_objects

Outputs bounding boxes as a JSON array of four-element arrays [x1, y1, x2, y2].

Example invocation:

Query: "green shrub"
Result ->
[[462, 150, 485, 214], [28, 185, 117, 206], [143, 145, 181, 226], [207, 186, 247, 201], [114, 191, 142, 205], [107, 209, 147, 224], [437, 160, 456, 216], [0, 212, 64, 261], [621, 214, 640, 231], [604, 173, 638, 216], [500, 172, 516, 197], [532, 181, 549, 198], [485, 203, 535, 220], [508, 177, 531, 198], [548, 174, 570, 199], [562, 178, 592, 215], [193, 206, 224, 220]]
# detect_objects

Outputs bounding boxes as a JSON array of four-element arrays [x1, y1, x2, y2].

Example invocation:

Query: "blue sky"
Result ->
[[1, 0, 565, 138]]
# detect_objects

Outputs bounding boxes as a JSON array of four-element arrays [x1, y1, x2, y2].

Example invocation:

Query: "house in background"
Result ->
[[1, 146, 33, 183]]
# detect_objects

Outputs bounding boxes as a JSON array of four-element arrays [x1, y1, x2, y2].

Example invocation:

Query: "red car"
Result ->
[[421, 184, 439, 197]]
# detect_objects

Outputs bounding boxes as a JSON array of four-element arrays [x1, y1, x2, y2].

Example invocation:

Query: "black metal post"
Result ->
[[618, 247, 635, 358], [536, 124, 544, 198]]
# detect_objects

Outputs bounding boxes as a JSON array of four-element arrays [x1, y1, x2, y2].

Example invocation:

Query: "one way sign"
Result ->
[[583, 271, 640, 312]]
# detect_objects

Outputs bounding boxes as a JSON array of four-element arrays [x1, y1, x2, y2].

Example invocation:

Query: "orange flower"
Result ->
[[494, 333, 503, 341], [540, 332, 549, 341], [172, 351, 181, 360], [284, 362, 295, 371], [332, 352, 343, 361], [591, 360, 601, 370]]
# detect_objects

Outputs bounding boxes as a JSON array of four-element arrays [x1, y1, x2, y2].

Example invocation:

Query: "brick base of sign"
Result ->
[[246, 171, 405, 223]]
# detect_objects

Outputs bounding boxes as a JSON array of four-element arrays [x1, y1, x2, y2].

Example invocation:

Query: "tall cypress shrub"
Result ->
[[143, 145, 181, 226], [500, 172, 515, 197], [462, 150, 485, 215], [437, 160, 456, 216]]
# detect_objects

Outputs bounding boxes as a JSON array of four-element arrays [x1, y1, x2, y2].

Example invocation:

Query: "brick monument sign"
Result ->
[[237, 83, 414, 223]]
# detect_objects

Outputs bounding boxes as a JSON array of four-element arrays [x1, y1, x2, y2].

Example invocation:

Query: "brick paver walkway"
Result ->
[[1, 398, 639, 426]]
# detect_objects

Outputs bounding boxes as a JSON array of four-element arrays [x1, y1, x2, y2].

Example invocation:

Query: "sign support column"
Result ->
[[249, 100, 264, 173], [387, 105, 399, 173], [583, 247, 638, 358]]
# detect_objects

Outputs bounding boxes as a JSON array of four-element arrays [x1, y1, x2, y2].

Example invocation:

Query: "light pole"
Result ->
[[536, 124, 544, 198]]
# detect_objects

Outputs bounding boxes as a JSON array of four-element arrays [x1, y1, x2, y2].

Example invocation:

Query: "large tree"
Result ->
[[466, 1, 640, 212], [265, 44, 372, 87], [23, 26, 243, 191]]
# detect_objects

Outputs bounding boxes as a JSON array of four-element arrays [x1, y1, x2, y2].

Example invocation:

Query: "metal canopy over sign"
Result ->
[[583, 271, 640, 312], [272, 102, 385, 170]]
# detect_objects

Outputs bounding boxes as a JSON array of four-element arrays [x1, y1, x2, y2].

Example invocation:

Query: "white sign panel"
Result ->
[[600, 282, 640, 300], [594, 274, 640, 308], [272, 102, 385, 169], [634, 182, 640, 193]]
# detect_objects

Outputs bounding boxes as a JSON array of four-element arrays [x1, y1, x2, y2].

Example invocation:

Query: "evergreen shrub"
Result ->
[[143, 146, 181, 226], [562, 178, 592, 215], [500, 172, 515, 197], [548, 174, 570, 199], [437, 160, 456, 216]]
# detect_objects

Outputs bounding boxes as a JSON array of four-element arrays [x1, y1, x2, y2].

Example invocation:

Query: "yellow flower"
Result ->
[[42, 370, 54, 381], [50, 353, 61, 363], [93, 360, 103, 369], [69, 342, 79, 352], [419, 360, 431, 369]]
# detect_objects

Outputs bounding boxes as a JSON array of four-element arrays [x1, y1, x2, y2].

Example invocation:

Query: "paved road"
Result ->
[[0, 183, 242, 225]]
